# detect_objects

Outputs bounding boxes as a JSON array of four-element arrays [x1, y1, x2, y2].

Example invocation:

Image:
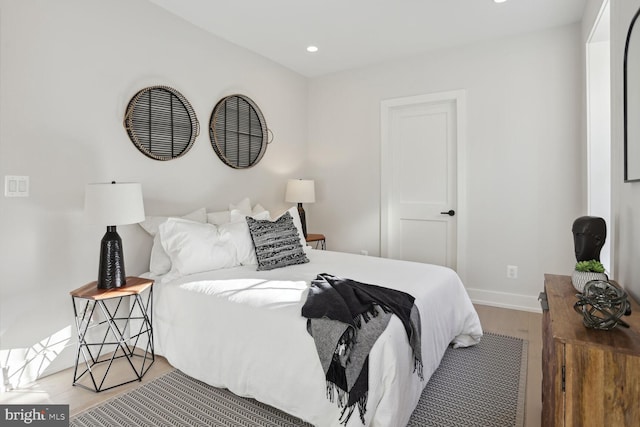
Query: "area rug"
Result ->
[[71, 332, 527, 427], [406, 332, 527, 427]]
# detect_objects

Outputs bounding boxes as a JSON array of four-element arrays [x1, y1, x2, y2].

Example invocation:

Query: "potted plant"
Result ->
[[572, 259, 607, 293]]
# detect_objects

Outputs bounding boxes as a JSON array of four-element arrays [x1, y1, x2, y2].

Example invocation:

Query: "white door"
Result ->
[[381, 91, 464, 271]]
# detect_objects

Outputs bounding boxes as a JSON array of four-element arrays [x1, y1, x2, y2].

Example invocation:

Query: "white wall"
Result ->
[[307, 25, 583, 311], [0, 0, 308, 387], [583, 0, 607, 39], [611, 0, 640, 302], [0, 0, 597, 387]]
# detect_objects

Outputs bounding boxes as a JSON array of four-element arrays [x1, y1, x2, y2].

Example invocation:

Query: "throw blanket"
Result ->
[[301, 273, 423, 425]]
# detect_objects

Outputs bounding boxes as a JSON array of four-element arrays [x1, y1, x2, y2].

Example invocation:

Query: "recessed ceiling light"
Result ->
[[494, 0, 508, 3], [306, 46, 319, 53]]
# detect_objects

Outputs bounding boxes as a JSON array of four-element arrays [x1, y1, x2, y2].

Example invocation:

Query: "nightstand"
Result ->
[[70, 276, 154, 392], [306, 233, 326, 250]]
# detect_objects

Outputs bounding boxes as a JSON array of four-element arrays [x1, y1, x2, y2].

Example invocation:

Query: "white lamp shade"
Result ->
[[285, 179, 315, 203], [85, 182, 145, 226]]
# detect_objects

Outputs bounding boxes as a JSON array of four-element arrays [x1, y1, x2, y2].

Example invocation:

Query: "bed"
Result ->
[[139, 202, 483, 427]]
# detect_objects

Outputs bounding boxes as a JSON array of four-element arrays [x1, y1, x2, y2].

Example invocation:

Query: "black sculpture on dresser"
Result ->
[[572, 216, 606, 262]]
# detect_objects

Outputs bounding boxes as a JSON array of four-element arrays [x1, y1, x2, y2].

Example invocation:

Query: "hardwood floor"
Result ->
[[0, 355, 175, 416], [0, 304, 542, 425], [474, 304, 542, 427]]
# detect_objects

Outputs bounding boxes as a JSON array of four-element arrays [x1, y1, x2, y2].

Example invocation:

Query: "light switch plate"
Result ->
[[4, 176, 29, 197]]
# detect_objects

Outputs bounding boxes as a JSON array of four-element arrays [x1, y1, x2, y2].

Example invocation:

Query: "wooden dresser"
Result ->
[[541, 274, 640, 426]]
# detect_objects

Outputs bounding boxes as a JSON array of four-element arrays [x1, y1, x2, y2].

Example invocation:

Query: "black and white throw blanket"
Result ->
[[301, 273, 423, 425]]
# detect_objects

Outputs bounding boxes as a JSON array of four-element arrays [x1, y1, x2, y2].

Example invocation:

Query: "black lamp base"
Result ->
[[97, 226, 126, 289], [297, 203, 308, 238]]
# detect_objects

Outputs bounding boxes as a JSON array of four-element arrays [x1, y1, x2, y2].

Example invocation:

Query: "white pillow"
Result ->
[[230, 208, 271, 223], [229, 197, 252, 216], [220, 209, 271, 265], [159, 218, 238, 278], [139, 208, 207, 275], [252, 203, 268, 215], [139, 207, 207, 235], [207, 210, 231, 225], [208, 204, 265, 226]]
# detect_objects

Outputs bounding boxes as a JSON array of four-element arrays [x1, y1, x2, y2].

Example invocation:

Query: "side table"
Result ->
[[70, 276, 154, 392], [306, 233, 326, 250], [541, 274, 640, 426]]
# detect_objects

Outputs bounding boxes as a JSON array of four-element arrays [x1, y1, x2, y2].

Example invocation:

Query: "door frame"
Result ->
[[380, 90, 468, 282], [585, 0, 611, 275]]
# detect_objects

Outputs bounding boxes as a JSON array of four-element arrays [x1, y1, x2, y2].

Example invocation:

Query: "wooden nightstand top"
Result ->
[[306, 233, 325, 243], [544, 274, 640, 353], [70, 276, 153, 300]]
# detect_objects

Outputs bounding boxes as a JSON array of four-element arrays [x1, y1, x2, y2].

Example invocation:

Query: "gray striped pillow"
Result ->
[[246, 212, 309, 271]]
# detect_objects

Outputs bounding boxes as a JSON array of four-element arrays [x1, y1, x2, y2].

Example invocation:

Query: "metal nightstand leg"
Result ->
[[71, 287, 154, 392]]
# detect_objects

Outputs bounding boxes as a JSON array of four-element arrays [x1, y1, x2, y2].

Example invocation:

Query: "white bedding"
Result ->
[[148, 249, 482, 427]]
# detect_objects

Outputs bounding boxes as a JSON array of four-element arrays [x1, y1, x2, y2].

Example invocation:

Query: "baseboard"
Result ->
[[466, 287, 542, 313]]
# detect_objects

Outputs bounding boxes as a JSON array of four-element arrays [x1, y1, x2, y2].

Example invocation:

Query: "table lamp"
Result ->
[[285, 179, 315, 238], [85, 181, 145, 289]]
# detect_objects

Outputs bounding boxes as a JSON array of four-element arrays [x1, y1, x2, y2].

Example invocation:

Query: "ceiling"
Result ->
[[147, 0, 587, 78]]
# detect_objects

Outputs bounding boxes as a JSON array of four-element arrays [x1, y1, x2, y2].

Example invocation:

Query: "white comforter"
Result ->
[[148, 250, 482, 427]]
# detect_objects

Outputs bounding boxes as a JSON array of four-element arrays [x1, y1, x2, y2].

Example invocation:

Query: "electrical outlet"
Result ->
[[507, 265, 518, 279], [360, 250, 368, 256]]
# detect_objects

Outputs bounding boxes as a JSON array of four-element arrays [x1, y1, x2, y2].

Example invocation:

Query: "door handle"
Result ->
[[440, 210, 455, 216]]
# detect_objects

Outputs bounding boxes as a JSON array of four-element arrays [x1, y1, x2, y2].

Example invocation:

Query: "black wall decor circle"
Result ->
[[124, 86, 199, 161], [209, 94, 270, 169]]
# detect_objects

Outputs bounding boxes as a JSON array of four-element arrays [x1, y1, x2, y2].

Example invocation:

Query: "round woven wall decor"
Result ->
[[124, 86, 200, 161], [209, 94, 271, 169]]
